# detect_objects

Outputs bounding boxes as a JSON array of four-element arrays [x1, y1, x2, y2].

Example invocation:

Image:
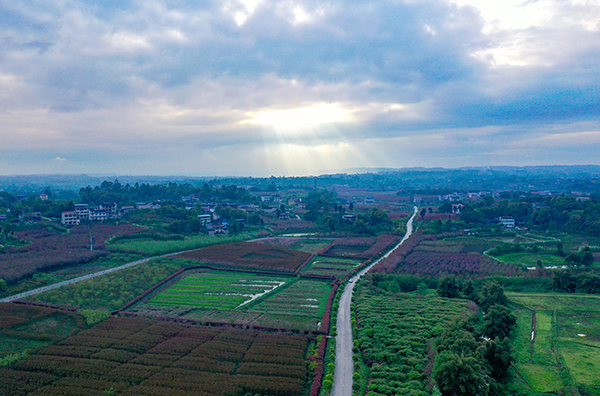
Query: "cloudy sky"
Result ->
[[1, 0, 599, 176]]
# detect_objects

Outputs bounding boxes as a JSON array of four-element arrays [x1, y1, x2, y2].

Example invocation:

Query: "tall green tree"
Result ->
[[483, 304, 517, 340], [483, 337, 514, 380], [438, 275, 461, 298], [478, 280, 508, 312], [434, 352, 489, 396]]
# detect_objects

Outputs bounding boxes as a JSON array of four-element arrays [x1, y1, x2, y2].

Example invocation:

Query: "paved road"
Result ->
[[331, 206, 418, 396], [0, 250, 190, 303]]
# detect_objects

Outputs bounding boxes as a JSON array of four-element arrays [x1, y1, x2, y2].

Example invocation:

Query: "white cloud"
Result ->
[[104, 31, 152, 53]]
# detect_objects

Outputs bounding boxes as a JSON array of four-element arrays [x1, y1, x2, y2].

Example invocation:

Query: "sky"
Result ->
[[1, 0, 600, 177]]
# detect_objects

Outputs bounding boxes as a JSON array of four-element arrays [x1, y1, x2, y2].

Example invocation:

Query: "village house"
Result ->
[[74, 204, 89, 219], [119, 206, 135, 216], [451, 204, 464, 214], [88, 209, 108, 222], [100, 202, 118, 218], [278, 212, 290, 220], [61, 211, 79, 226], [498, 216, 515, 228]]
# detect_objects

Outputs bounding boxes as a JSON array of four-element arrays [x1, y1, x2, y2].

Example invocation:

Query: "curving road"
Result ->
[[0, 250, 191, 303], [331, 206, 418, 396]]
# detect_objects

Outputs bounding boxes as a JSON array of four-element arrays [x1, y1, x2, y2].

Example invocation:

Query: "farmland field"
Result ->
[[26, 258, 187, 311], [301, 256, 362, 278], [0, 316, 311, 396], [354, 280, 470, 395], [253, 237, 332, 254], [495, 252, 565, 268], [372, 233, 523, 277], [107, 232, 257, 256], [129, 271, 333, 331], [174, 241, 312, 273], [249, 279, 332, 321], [1, 303, 86, 364], [0, 224, 145, 283], [320, 234, 398, 259], [508, 292, 600, 394], [147, 272, 290, 310]]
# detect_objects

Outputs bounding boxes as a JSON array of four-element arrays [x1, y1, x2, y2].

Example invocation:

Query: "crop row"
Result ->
[[354, 279, 470, 396], [175, 242, 312, 273], [4, 316, 311, 395], [372, 231, 428, 274], [250, 279, 331, 318], [319, 234, 398, 259], [1, 224, 144, 283], [398, 251, 522, 277], [148, 272, 289, 310]]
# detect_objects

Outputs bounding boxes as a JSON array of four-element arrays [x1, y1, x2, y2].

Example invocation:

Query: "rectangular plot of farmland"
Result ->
[[250, 279, 332, 321], [148, 272, 289, 310]]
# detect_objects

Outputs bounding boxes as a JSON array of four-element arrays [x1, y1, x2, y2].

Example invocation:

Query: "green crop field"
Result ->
[[496, 252, 565, 268], [127, 271, 330, 330], [509, 292, 600, 394], [27, 259, 187, 311], [354, 281, 470, 395], [249, 279, 333, 328], [108, 233, 256, 256], [301, 256, 362, 278], [148, 272, 290, 310]]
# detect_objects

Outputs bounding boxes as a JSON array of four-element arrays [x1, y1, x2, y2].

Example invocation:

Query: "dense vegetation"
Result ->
[[354, 278, 471, 396], [442, 194, 600, 237], [79, 181, 258, 207], [27, 259, 185, 311]]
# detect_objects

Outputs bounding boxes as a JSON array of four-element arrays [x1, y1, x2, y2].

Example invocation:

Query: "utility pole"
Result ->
[[88, 221, 93, 251]]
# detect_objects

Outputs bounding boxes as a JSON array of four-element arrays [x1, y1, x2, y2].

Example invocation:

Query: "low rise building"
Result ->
[[101, 202, 117, 218], [74, 204, 89, 219], [61, 211, 79, 225], [88, 209, 108, 221], [119, 206, 135, 216], [499, 216, 515, 228]]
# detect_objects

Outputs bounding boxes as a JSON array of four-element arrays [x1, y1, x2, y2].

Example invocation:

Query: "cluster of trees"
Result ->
[[553, 269, 600, 293], [319, 207, 394, 235], [79, 180, 257, 207], [301, 189, 395, 235], [441, 193, 600, 237], [434, 280, 517, 396], [1, 181, 260, 225], [163, 205, 262, 235], [487, 241, 594, 268], [0, 192, 75, 221]]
